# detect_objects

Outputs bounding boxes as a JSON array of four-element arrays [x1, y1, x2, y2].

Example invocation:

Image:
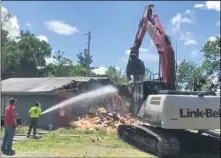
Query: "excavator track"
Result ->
[[118, 124, 180, 158], [117, 124, 220, 158]]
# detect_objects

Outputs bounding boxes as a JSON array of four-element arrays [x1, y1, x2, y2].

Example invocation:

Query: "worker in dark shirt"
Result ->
[[1, 98, 17, 155], [26, 102, 42, 138]]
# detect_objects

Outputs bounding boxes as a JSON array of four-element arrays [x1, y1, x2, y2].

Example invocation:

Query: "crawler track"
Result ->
[[117, 124, 220, 158]]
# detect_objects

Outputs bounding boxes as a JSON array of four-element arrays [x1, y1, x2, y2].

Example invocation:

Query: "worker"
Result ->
[[1, 98, 17, 155], [26, 102, 42, 138]]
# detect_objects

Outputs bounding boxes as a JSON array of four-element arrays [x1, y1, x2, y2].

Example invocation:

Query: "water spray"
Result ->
[[41, 85, 118, 115]]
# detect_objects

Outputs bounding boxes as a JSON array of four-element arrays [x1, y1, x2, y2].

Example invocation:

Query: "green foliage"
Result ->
[[43, 51, 72, 77], [176, 36, 220, 91], [17, 30, 52, 77], [1, 40, 20, 79], [76, 51, 98, 76], [71, 64, 88, 76], [177, 60, 205, 90], [0, 9, 128, 82], [201, 36, 220, 80], [144, 68, 153, 80], [1, 12, 12, 47], [1, 29, 9, 47], [1, 30, 52, 79], [77, 51, 93, 69], [43, 50, 87, 77], [105, 66, 129, 85]]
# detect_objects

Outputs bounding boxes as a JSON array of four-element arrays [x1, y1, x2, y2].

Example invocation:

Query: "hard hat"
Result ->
[[35, 102, 40, 106]]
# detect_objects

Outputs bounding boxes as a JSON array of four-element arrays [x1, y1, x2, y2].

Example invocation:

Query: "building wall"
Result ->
[[1, 94, 57, 129]]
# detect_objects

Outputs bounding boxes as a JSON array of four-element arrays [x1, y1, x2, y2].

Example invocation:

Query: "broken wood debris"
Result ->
[[71, 107, 137, 133]]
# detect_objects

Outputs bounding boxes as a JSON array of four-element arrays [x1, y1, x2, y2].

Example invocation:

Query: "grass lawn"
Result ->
[[1, 126, 154, 157]]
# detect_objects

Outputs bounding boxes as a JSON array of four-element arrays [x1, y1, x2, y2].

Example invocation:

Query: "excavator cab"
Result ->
[[129, 77, 166, 116]]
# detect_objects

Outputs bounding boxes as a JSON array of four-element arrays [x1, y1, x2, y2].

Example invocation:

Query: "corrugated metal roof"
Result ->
[[2, 77, 109, 92]]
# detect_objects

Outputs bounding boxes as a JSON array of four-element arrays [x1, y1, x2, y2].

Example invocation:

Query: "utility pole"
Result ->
[[84, 31, 91, 77], [175, 42, 178, 73]]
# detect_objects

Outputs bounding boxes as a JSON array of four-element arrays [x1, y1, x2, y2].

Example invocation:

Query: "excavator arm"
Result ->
[[126, 4, 176, 90]]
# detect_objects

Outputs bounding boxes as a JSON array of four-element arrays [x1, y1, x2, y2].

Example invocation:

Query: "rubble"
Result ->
[[71, 107, 137, 133], [85, 94, 131, 117]]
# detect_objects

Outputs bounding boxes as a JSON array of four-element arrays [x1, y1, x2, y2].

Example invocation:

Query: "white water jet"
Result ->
[[41, 85, 118, 115]]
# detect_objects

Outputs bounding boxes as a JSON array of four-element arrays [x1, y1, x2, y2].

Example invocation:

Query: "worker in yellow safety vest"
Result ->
[[26, 102, 41, 138]]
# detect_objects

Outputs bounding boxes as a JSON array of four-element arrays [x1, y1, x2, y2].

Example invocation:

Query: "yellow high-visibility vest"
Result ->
[[29, 106, 41, 118]]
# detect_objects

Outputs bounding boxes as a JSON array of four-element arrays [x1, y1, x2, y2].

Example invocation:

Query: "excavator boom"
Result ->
[[126, 4, 176, 90]]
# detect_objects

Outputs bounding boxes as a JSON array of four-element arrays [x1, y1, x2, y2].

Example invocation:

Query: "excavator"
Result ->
[[117, 4, 220, 158]]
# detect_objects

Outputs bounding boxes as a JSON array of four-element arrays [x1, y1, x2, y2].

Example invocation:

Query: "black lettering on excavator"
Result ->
[[180, 109, 220, 118], [205, 109, 213, 117]]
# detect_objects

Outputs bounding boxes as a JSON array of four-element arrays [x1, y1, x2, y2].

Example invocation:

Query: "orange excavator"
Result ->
[[118, 4, 220, 158], [126, 4, 176, 90]]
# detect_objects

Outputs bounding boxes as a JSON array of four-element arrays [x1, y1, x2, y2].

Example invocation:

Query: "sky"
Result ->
[[1, 1, 220, 75]]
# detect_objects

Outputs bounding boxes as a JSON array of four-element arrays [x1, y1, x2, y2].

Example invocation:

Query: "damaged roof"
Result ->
[[2, 77, 109, 92]]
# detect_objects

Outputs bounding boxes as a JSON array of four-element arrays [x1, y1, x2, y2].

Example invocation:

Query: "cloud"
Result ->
[[125, 48, 149, 55], [45, 49, 57, 64], [171, 12, 193, 34], [25, 22, 32, 29], [37, 35, 48, 43], [194, 4, 205, 9], [92, 66, 120, 75], [125, 48, 158, 62], [185, 9, 193, 15], [184, 40, 198, 45], [194, 1, 220, 12], [45, 57, 56, 64], [205, 1, 220, 12], [177, 60, 181, 65], [1, 6, 20, 40], [180, 32, 198, 45], [216, 21, 220, 26], [45, 20, 79, 35], [180, 32, 193, 41], [209, 36, 216, 42], [190, 50, 199, 57], [92, 67, 107, 75]]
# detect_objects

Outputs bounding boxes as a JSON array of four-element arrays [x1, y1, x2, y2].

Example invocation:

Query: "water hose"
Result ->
[[15, 118, 29, 133]]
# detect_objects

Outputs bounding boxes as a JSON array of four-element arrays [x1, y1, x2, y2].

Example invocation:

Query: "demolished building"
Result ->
[[1, 77, 115, 129]]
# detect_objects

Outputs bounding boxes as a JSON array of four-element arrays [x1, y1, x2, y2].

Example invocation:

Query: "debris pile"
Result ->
[[71, 107, 137, 133], [87, 94, 131, 117]]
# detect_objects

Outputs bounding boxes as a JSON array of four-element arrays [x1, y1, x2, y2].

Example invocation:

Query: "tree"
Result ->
[[1, 29, 9, 47], [176, 60, 205, 90], [77, 51, 93, 69], [1, 40, 20, 79], [76, 50, 98, 76], [1, 30, 52, 79], [1, 12, 21, 79], [144, 68, 153, 80], [1, 11, 20, 42], [1, 12, 11, 47], [105, 66, 129, 85], [44, 50, 87, 77], [44, 50, 73, 77], [70, 64, 87, 76], [16, 30, 52, 77], [201, 36, 220, 82]]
